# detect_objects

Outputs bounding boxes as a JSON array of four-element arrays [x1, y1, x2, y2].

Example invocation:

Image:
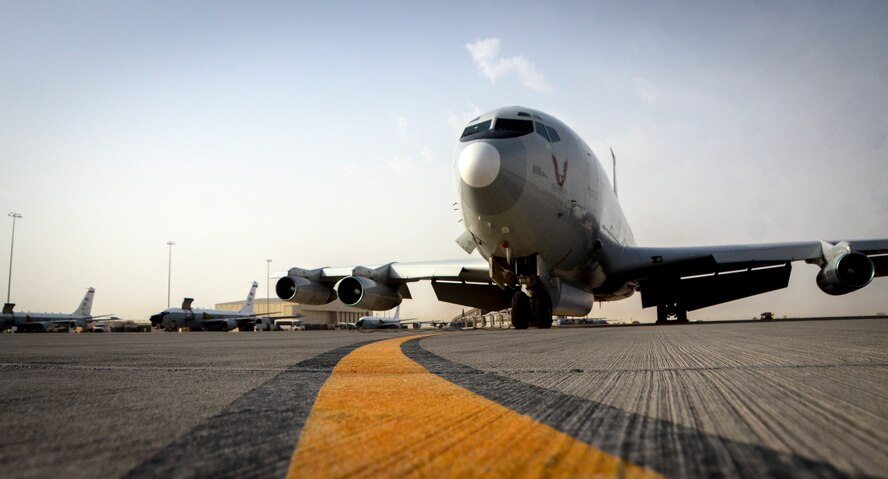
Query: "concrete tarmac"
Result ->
[[0, 319, 885, 478]]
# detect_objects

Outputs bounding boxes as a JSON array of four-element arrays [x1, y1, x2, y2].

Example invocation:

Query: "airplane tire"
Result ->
[[533, 292, 553, 329], [511, 291, 531, 330], [676, 308, 689, 324]]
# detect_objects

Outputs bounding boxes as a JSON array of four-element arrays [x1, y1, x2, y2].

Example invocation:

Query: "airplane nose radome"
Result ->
[[458, 142, 500, 188]]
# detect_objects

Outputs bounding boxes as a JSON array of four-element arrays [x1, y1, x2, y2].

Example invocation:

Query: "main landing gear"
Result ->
[[510, 289, 553, 329], [656, 300, 689, 325]]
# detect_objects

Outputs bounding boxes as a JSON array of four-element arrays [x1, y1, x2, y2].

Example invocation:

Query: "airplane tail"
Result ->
[[394, 306, 400, 320], [239, 282, 259, 314], [73, 288, 95, 317]]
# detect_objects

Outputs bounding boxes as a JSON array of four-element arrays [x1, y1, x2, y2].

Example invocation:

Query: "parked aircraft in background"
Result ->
[[355, 306, 404, 330], [1, 288, 112, 332], [150, 282, 265, 332], [275, 106, 888, 328]]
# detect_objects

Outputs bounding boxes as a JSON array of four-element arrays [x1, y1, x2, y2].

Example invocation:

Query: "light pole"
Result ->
[[166, 241, 176, 308], [7, 212, 22, 304], [266, 259, 272, 315]]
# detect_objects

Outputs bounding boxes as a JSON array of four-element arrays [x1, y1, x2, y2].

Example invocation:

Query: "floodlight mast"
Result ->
[[7, 212, 22, 304], [166, 241, 176, 308]]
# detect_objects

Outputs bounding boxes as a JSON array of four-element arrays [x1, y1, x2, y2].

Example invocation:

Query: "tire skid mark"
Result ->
[[124, 341, 377, 479], [403, 337, 874, 478]]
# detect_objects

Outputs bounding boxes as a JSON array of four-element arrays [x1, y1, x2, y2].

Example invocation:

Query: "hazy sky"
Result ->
[[1, 1, 886, 322]]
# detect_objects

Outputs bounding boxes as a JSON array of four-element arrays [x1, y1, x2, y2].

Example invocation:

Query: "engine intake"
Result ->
[[275, 276, 336, 304], [336, 276, 402, 311], [816, 252, 874, 295]]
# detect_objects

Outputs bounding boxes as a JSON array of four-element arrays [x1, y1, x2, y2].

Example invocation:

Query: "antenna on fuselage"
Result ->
[[610, 147, 618, 199]]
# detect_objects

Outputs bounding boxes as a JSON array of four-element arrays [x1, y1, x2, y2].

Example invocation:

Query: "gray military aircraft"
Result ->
[[1, 287, 111, 332], [275, 106, 888, 328], [150, 282, 263, 332], [355, 306, 404, 330]]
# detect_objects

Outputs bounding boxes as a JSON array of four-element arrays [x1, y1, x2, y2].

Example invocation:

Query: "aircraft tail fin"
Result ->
[[239, 282, 259, 314], [73, 288, 95, 317], [2, 303, 14, 315], [394, 306, 400, 320]]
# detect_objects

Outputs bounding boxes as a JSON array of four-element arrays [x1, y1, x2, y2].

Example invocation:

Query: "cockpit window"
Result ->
[[546, 126, 561, 142], [535, 121, 550, 141], [493, 118, 534, 134], [460, 118, 533, 142], [461, 120, 492, 139]]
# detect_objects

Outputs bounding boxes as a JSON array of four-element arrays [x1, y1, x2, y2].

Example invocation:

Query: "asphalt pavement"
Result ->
[[0, 319, 885, 478]]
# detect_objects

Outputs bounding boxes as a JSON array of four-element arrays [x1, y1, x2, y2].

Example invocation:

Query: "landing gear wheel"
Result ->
[[511, 291, 531, 330], [676, 308, 689, 324], [532, 292, 553, 329]]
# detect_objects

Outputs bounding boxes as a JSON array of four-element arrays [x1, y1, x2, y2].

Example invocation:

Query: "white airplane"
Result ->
[[150, 282, 266, 332], [1, 288, 112, 332], [275, 106, 888, 328], [355, 306, 404, 330]]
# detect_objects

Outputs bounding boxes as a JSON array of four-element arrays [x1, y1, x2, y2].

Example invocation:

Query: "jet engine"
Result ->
[[335, 276, 402, 311], [276, 276, 336, 304], [816, 251, 874, 295]]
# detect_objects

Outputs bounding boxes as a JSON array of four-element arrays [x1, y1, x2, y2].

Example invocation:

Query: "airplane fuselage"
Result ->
[[456, 107, 636, 314], [1, 312, 91, 332], [151, 308, 241, 331]]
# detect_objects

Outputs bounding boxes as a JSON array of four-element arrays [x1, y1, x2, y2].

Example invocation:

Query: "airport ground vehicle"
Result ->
[[275, 319, 305, 331]]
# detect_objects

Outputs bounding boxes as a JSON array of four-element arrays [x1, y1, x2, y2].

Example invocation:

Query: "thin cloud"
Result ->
[[391, 112, 413, 139], [633, 76, 659, 104], [387, 155, 416, 176], [446, 103, 483, 134], [465, 38, 553, 94]]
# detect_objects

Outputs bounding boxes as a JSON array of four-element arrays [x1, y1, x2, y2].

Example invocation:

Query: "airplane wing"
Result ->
[[605, 239, 888, 311], [299, 258, 491, 284], [276, 257, 500, 311], [277, 239, 888, 315], [610, 239, 888, 279]]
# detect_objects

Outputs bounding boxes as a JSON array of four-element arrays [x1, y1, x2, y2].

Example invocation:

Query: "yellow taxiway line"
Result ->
[[288, 335, 661, 478]]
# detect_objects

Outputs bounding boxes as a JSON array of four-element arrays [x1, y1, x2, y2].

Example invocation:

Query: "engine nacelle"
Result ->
[[276, 276, 336, 304], [551, 280, 595, 316], [335, 276, 402, 311], [816, 252, 874, 295]]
